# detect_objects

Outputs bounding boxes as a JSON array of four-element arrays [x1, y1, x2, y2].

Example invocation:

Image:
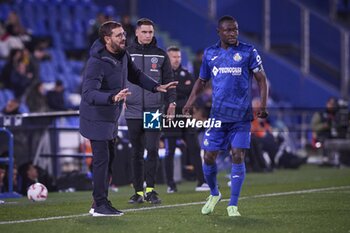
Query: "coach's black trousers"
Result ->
[[126, 119, 161, 192], [90, 139, 116, 206]]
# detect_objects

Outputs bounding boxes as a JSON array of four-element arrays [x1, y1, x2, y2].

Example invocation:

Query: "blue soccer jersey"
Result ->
[[199, 41, 262, 122]]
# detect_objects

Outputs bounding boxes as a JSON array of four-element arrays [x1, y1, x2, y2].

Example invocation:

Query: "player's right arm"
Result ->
[[183, 78, 208, 115], [183, 49, 211, 115]]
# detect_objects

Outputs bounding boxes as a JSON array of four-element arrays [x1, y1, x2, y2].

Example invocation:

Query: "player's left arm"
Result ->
[[249, 47, 269, 119], [253, 69, 269, 118]]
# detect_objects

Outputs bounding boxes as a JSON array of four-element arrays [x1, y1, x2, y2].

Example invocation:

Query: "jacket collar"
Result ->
[[90, 39, 125, 65], [132, 36, 157, 50], [173, 65, 183, 73]]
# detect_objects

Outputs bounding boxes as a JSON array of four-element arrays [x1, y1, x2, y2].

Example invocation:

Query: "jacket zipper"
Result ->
[[142, 47, 145, 112]]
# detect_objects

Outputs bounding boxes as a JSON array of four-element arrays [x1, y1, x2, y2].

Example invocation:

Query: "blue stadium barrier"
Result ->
[[217, 0, 263, 40], [0, 127, 22, 198], [297, 0, 331, 15], [261, 48, 339, 108], [270, 0, 301, 46], [138, 0, 217, 51], [137, 0, 344, 107]]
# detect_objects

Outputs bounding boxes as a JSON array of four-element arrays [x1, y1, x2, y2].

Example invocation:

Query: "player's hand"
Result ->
[[156, 81, 178, 92], [182, 103, 192, 116], [114, 88, 131, 102], [256, 108, 268, 119], [166, 103, 176, 121]]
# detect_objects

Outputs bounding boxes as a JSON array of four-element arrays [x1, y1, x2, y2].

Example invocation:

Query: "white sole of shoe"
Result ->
[[195, 188, 210, 192], [92, 212, 124, 217]]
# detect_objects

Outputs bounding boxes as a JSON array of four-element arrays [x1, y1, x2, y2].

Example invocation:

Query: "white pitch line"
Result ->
[[0, 201, 18, 205], [0, 185, 349, 225]]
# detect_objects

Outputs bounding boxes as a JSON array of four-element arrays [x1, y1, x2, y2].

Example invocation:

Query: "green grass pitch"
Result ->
[[1, 165, 350, 233]]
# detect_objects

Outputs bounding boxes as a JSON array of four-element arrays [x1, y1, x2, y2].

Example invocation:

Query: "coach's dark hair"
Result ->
[[136, 18, 154, 27], [218, 15, 237, 27], [167, 45, 180, 52], [99, 21, 122, 44]]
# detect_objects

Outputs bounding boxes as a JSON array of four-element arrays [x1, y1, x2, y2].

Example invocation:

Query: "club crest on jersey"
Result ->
[[233, 53, 242, 62], [151, 57, 158, 63], [151, 57, 159, 71]]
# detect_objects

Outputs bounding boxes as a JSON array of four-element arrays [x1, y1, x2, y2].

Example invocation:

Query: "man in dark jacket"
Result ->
[[163, 46, 209, 193], [125, 18, 176, 204], [80, 21, 177, 217]]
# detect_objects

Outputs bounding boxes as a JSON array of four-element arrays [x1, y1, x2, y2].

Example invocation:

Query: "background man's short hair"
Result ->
[[136, 18, 154, 27], [167, 45, 180, 52], [99, 21, 122, 44], [218, 15, 237, 27]]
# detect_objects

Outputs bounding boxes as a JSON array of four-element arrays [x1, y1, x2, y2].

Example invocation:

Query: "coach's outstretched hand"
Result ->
[[156, 81, 178, 92]]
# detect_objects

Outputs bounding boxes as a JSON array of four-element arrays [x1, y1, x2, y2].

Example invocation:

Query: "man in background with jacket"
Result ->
[[162, 46, 209, 193], [126, 18, 176, 204]]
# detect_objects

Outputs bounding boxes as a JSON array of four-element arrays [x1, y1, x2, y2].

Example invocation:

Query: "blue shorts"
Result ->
[[201, 121, 251, 151]]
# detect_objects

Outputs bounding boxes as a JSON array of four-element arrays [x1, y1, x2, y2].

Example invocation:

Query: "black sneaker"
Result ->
[[145, 190, 161, 204], [89, 200, 116, 215], [92, 203, 124, 217], [128, 193, 144, 204], [107, 201, 124, 216]]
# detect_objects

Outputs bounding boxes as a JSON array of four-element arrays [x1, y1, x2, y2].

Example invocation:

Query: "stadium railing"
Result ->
[[0, 127, 22, 198]]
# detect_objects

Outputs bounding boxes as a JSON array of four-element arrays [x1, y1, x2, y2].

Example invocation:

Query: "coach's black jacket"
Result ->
[[125, 37, 176, 119], [79, 39, 158, 140]]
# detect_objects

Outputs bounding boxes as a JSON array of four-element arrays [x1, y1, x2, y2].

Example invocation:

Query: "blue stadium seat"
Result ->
[[3, 89, 15, 101], [0, 90, 6, 111], [19, 102, 29, 113], [73, 33, 86, 49], [40, 61, 56, 82], [69, 60, 84, 74], [0, 4, 11, 21], [66, 116, 79, 128]]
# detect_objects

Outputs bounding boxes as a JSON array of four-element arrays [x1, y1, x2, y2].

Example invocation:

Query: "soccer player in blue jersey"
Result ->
[[183, 15, 268, 217]]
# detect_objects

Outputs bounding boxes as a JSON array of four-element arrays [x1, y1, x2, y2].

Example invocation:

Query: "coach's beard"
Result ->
[[110, 43, 126, 54]]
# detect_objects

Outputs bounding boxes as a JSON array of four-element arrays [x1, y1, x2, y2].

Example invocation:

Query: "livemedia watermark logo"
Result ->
[[143, 110, 222, 129]]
